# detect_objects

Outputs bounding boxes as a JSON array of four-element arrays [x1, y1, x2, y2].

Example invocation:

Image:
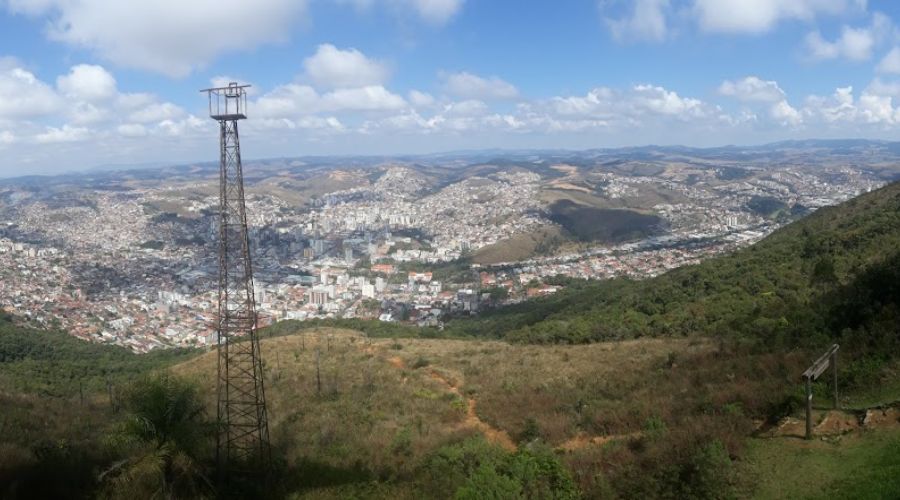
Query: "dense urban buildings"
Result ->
[[0, 143, 889, 351]]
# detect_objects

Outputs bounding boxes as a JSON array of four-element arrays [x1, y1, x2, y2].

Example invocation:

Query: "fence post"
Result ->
[[833, 351, 838, 409], [805, 376, 813, 440]]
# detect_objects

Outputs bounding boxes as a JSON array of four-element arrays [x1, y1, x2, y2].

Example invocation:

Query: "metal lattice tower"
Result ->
[[200, 82, 270, 473]]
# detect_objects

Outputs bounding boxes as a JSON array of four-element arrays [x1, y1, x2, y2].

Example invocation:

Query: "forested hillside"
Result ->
[[446, 181, 900, 354], [0, 313, 198, 396]]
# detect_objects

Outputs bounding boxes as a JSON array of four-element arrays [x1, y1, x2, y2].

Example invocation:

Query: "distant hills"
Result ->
[[445, 180, 900, 353], [6, 138, 900, 183]]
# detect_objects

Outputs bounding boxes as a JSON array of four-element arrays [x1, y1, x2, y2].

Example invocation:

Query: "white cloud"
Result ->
[[405, 0, 464, 25], [335, 0, 463, 24], [442, 99, 488, 117], [304, 44, 389, 89], [770, 100, 803, 126], [0, 67, 61, 119], [719, 76, 801, 126], [409, 90, 436, 107], [128, 102, 185, 123], [7, 0, 308, 77], [877, 47, 900, 73], [441, 71, 518, 100], [803, 12, 892, 62], [805, 26, 875, 61], [631, 84, 707, 116], [254, 83, 407, 118], [605, 0, 669, 43], [117, 123, 148, 137], [56, 64, 117, 102], [693, 0, 864, 34], [255, 84, 320, 119], [321, 86, 407, 111], [35, 124, 91, 143], [719, 76, 786, 102]]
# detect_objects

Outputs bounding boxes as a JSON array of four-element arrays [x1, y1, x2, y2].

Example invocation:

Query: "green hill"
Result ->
[[445, 181, 900, 355]]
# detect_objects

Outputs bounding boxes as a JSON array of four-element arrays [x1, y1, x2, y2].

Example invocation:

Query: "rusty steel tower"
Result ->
[[201, 82, 270, 472]]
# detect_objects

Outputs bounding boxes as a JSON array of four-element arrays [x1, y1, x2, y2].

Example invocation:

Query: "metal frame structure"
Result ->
[[200, 82, 271, 473], [802, 343, 839, 440]]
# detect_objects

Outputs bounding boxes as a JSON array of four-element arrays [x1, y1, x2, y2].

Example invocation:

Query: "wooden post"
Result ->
[[833, 351, 838, 409], [315, 348, 322, 397], [79, 381, 84, 407], [107, 378, 116, 413], [805, 376, 813, 440]]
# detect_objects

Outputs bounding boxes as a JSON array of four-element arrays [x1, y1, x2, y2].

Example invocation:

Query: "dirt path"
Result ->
[[764, 405, 900, 439], [365, 342, 657, 453], [362, 342, 517, 451], [557, 431, 643, 452], [428, 369, 517, 452]]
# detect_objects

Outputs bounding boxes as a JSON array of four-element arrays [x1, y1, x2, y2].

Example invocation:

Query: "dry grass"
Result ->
[[171, 329, 812, 495]]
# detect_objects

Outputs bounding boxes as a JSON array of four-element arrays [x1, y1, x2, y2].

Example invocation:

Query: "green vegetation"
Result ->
[[0, 313, 198, 396], [739, 429, 900, 499], [262, 318, 430, 340], [547, 199, 663, 243], [424, 438, 578, 499], [446, 181, 900, 361], [100, 374, 214, 499], [473, 226, 566, 264], [746, 195, 789, 218]]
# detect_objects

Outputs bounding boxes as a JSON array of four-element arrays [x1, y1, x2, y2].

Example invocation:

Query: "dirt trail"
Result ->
[[428, 369, 517, 452], [360, 341, 517, 450], [765, 405, 900, 439], [363, 342, 658, 453], [557, 431, 643, 452]]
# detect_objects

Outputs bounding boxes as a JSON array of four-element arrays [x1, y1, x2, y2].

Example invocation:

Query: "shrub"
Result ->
[[422, 437, 579, 499]]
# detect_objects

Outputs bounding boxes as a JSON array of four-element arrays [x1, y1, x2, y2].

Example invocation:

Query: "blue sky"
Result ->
[[3, 0, 900, 175]]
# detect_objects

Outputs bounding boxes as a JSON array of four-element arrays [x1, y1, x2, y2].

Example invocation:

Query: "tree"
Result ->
[[101, 374, 214, 499]]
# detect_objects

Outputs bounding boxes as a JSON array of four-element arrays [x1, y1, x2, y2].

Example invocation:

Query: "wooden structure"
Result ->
[[802, 344, 839, 440]]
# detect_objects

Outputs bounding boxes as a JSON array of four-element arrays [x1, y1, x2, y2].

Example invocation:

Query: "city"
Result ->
[[0, 143, 887, 351]]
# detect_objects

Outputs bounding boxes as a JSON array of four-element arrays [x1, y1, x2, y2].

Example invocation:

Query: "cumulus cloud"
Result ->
[[254, 83, 407, 119], [805, 27, 875, 61], [7, 0, 308, 77], [719, 76, 802, 126], [408, 90, 436, 107], [693, 0, 865, 34], [304, 44, 390, 89], [605, 0, 670, 43], [877, 47, 900, 73], [803, 12, 892, 62], [441, 71, 518, 100], [0, 67, 61, 119], [719, 76, 786, 102], [35, 124, 91, 143], [56, 64, 117, 102]]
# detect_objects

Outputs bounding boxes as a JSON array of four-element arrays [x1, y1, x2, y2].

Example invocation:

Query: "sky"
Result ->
[[3, 0, 900, 176]]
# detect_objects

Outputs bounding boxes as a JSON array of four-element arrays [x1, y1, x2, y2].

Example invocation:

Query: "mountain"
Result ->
[[445, 181, 900, 353], [1, 183, 900, 498]]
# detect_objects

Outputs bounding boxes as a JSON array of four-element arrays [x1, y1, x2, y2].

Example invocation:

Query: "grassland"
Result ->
[[170, 327, 858, 498], [2, 321, 898, 498], [739, 428, 900, 499]]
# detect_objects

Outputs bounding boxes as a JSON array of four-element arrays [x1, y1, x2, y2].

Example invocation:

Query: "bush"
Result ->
[[422, 437, 579, 499]]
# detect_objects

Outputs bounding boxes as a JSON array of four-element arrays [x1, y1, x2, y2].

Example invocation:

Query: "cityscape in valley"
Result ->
[[0, 140, 892, 351]]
